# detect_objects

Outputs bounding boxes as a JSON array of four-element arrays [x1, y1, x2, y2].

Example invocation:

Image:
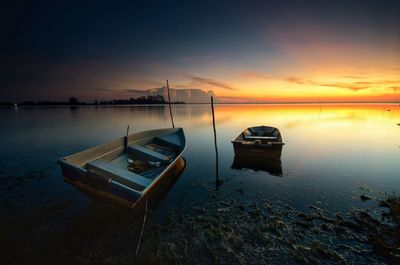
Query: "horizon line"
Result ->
[[2, 101, 399, 107]]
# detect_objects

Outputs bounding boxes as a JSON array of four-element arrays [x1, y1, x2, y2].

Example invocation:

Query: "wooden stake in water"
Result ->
[[124, 125, 130, 151], [135, 196, 148, 257], [166, 80, 175, 128], [211, 96, 220, 189]]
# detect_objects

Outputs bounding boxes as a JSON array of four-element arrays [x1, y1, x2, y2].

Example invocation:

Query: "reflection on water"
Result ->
[[0, 104, 399, 210], [0, 104, 399, 213], [231, 148, 283, 176], [0, 104, 399, 262]]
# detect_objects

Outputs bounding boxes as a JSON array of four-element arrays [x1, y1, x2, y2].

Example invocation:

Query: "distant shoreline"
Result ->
[[0, 95, 185, 107], [0, 102, 185, 107], [1, 102, 398, 107]]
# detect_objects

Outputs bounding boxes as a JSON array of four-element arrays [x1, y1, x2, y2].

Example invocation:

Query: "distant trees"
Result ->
[[97, 95, 167, 105], [0, 102, 14, 106], [68, 97, 79, 105], [2, 95, 185, 106]]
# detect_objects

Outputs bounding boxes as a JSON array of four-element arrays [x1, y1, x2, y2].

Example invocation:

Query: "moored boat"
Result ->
[[58, 128, 186, 208], [231, 126, 284, 176], [232, 126, 284, 156]]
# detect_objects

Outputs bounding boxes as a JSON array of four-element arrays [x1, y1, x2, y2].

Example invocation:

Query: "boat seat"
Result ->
[[127, 144, 169, 162], [244, 135, 278, 140], [155, 135, 182, 149], [87, 159, 152, 191]]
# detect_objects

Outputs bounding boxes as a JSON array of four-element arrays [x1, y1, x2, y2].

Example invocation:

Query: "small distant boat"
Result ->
[[59, 128, 186, 208], [231, 126, 284, 176], [232, 126, 284, 156]]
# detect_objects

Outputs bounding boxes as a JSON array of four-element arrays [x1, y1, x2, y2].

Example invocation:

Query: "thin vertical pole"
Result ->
[[166, 80, 175, 128], [211, 96, 220, 189], [135, 196, 148, 257], [124, 125, 130, 151]]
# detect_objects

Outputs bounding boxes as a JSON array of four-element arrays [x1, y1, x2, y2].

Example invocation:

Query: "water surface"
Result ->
[[0, 104, 399, 262]]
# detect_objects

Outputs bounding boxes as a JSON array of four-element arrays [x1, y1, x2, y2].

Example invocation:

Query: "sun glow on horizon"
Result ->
[[205, 66, 400, 103]]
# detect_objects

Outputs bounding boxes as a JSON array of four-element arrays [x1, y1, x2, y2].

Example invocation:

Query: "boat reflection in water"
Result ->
[[231, 126, 284, 177]]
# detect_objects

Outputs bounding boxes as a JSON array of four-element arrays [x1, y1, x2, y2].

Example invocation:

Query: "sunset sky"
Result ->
[[1, 0, 399, 102]]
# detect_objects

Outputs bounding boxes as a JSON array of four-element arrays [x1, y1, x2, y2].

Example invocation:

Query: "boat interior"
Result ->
[[61, 129, 185, 192], [238, 126, 280, 142]]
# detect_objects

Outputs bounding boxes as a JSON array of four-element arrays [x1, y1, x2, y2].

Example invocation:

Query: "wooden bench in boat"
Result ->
[[244, 135, 278, 140], [127, 144, 170, 162], [154, 135, 182, 149], [87, 159, 152, 191]]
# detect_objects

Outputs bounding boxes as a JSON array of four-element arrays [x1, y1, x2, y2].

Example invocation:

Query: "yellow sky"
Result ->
[[186, 50, 400, 102]]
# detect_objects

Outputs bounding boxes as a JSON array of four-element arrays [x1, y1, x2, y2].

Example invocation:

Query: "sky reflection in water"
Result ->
[[0, 104, 399, 227]]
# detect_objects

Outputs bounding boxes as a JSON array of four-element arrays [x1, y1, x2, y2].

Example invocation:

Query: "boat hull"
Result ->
[[62, 157, 185, 208], [232, 142, 283, 157]]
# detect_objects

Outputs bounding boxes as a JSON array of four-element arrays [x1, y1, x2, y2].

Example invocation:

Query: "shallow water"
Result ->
[[0, 104, 399, 262]]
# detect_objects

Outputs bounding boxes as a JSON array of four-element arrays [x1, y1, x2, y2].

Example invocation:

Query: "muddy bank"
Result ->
[[136, 193, 400, 265], [1, 189, 399, 265]]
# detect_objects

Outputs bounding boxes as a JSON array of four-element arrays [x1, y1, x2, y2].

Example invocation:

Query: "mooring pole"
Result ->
[[211, 96, 220, 189], [166, 80, 175, 128], [124, 125, 130, 151], [135, 196, 148, 257]]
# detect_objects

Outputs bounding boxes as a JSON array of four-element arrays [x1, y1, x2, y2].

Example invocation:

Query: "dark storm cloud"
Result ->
[[284, 77, 307, 85], [314, 80, 400, 91], [88, 87, 148, 94], [240, 71, 400, 92], [186, 75, 238, 91], [390, 86, 400, 91], [318, 82, 371, 91], [122, 89, 149, 94], [89, 87, 116, 92]]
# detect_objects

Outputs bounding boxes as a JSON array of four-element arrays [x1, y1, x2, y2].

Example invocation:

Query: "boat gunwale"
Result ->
[[232, 125, 284, 145]]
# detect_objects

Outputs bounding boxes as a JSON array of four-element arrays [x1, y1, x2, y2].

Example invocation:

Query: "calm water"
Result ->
[[0, 104, 399, 261]]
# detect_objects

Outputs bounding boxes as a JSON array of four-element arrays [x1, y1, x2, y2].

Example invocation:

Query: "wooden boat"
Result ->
[[58, 128, 186, 208], [232, 126, 284, 156], [231, 126, 284, 176]]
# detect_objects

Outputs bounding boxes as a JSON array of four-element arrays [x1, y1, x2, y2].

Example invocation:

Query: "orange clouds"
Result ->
[[183, 74, 238, 91], [210, 67, 400, 102]]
